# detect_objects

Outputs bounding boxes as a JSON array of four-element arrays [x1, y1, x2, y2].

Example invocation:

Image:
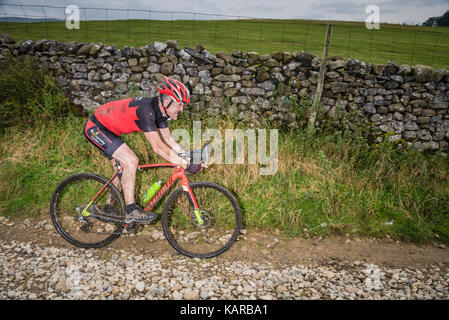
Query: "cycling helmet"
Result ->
[[158, 76, 190, 106]]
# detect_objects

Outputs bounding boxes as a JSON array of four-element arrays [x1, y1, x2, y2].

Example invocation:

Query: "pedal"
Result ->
[[124, 222, 144, 234]]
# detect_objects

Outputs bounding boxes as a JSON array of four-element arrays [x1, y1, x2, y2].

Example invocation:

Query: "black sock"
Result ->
[[126, 203, 136, 214]]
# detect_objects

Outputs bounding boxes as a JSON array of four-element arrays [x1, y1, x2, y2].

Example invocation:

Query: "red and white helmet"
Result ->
[[158, 76, 190, 105]]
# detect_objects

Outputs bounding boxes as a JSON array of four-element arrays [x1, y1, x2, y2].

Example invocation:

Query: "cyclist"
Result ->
[[84, 76, 203, 223]]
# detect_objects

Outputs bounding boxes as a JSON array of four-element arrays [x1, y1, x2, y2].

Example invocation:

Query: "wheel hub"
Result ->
[[192, 209, 211, 228]]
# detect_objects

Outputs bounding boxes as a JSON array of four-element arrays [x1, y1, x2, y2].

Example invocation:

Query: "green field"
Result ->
[[1, 19, 449, 68]]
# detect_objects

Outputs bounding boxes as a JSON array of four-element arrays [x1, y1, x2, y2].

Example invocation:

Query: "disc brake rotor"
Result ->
[[74, 204, 93, 232], [192, 209, 211, 228]]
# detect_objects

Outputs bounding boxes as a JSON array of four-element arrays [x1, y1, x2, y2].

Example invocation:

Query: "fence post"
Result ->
[[236, 16, 241, 49], [41, 6, 48, 38], [106, 8, 109, 43], [410, 30, 417, 65], [170, 12, 173, 40], [20, 5, 29, 39], [192, 13, 196, 48], [127, 9, 130, 44], [84, 8, 89, 42], [281, 19, 286, 52], [148, 11, 151, 44], [258, 18, 264, 53], [308, 21, 332, 134], [213, 14, 219, 52]]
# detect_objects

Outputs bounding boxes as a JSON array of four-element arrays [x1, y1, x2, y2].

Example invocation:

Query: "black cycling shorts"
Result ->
[[83, 115, 124, 160]]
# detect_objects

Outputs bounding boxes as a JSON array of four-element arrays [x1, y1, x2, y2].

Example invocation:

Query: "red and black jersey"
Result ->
[[93, 97, 168, 136]]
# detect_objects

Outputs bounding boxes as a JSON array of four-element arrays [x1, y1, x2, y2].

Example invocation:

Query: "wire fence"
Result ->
[[1, 4, 448, 69]]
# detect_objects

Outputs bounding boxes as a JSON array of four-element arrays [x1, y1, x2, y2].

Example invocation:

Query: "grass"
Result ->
[[1, 18, 449, 68], [0, 54, 70, 129], [0, 111, 448, 244]]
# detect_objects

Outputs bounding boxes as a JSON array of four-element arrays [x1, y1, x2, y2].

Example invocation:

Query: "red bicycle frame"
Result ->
[[84, 162, 202, 224], [137, 163, 199, 212]]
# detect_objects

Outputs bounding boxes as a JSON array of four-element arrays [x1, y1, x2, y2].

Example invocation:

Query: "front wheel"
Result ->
[[162, 182, 242, 258]]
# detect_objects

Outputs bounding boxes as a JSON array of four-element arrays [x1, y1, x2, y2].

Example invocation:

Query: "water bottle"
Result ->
[[142, 180, 162, 204]]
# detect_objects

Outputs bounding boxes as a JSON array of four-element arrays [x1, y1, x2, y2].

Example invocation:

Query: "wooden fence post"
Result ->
[[308, 21, 332, 134]]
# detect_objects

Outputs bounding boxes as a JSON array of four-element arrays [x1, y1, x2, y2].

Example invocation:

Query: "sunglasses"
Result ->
[[166, 96, 185, 109]]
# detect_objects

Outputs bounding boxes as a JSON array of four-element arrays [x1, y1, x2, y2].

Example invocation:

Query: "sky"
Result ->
[[0, 0, 448, 24]]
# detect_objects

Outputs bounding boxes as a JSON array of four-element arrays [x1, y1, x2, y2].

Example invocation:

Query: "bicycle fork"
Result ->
[[180, 178, 204, 226]]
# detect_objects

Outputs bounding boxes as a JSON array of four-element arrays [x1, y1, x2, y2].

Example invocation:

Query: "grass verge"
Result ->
[[0, 113, 448, 244]]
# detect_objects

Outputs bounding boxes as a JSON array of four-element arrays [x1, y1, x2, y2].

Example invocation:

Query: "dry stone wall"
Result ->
[[1, 34, 449, 151]]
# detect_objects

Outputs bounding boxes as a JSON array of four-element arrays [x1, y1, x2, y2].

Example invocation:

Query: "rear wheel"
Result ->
[[162, 182, 242, 258], [50, 173, 125, 248]]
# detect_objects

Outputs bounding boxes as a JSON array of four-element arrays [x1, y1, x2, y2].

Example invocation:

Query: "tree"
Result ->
[[423, 17, 438, 27], [423, 10, 449, 27], [439, 10, 449, 27]]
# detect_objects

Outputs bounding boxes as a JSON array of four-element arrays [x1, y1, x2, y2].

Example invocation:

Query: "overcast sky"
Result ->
[[0, 0, 448, 24]]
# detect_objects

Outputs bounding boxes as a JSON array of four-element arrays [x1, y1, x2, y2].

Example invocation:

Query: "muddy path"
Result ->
[[1, 215, 448, 269]]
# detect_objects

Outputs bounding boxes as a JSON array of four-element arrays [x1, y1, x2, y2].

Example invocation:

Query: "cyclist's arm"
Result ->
[[158, 127, 208, 169], [158, 127, 185, 154], [144, 131, 188, 168]]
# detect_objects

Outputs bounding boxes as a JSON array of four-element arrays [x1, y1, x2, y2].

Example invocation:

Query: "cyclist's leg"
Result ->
[[110, 144, 139, 206], [84, 117, 125, 206], [110, 159, 123, 192], [84, 117, 124, 160], [101, 159, 122, 207], [111, 145, 157, 223]]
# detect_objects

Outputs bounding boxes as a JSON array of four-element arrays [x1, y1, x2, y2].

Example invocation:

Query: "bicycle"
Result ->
[[50, 144, 242, 258]]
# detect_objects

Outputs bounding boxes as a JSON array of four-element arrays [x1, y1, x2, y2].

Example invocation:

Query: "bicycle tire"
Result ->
[[50, 172, 125, 248], [161, 181, 242, 258]]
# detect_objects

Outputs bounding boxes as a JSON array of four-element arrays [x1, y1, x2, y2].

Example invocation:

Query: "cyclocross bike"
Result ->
[[50, 144, 242, 258]]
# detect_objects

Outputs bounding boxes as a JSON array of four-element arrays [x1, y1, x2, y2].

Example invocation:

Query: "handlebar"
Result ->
[[178, 143, 209, 166]]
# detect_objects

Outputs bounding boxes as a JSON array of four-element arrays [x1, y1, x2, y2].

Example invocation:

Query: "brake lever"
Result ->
[[178, 143, 209, 168]]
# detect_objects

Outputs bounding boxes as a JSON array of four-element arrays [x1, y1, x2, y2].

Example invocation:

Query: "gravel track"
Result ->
[[1, 216, 448, 300]]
